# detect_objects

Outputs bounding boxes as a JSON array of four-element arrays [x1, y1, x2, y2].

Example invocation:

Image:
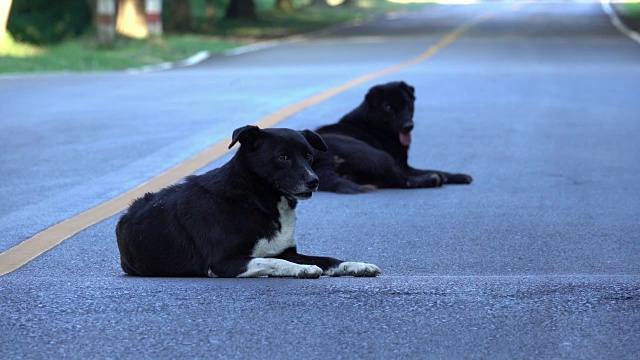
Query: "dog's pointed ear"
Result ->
[[229, 125, 261, 149], [365, 86, 384, 105], [300, 129, 328, 153], [400, 81, 416, 100]]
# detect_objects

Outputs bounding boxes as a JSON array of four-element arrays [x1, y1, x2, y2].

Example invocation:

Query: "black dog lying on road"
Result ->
[[116, 125, 380, 278], [312, 81, 473, 194]]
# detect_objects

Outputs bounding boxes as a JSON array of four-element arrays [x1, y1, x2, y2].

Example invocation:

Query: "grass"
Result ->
[[615, 1, 640, 33], [622, 1, 640, 17], [0, 34, 239, 73], [0, 0, 424, 74]]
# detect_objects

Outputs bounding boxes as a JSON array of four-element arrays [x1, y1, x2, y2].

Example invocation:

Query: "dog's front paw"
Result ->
[[446, 173, 473, 184], [358, 184, 378, 193], [296, 265, 323, 279], [325, 262, 381, 277], [412, 173, 443, 188]]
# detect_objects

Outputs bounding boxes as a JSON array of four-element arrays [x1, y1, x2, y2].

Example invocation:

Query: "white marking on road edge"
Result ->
[[126, 15, 371, 73], [180, 50, 211, 66], [601, 0, 640, 44], [224, 42, 281, 56], [126, 50, 212, 74]]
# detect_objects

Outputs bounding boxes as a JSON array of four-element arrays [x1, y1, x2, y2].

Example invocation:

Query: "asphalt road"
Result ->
[[1, 2, 640, 359]]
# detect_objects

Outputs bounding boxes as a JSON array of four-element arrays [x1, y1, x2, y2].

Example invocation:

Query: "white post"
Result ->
[[97, 0, 116, 46], [145, 0, 162, 36], [1, 0, 13, 40]]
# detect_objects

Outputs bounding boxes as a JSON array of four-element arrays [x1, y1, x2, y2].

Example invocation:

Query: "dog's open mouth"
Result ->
[[291, 192, 313, 200], [279, 184, 316, 200], [399, 132, 412, 146]]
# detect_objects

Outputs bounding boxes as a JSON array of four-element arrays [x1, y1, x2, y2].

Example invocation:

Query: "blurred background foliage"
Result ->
[[5, 0, 387, 45], [7, 0, 92, 45], [0, 0, 415, 72], [1, 0, 638, 73]]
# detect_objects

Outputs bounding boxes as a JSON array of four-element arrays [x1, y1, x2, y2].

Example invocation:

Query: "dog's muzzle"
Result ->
[[401, 122, 414, 133], [305, 177, 319, 191], [287, 174, 319, 200], [399, 122, 413, 146]]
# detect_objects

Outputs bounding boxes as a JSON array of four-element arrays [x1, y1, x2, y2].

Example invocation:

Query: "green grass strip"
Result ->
[[0, 1, 424, 74]]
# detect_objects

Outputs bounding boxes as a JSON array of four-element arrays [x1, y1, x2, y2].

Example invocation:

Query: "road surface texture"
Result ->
[[1, 2, 639, 359]]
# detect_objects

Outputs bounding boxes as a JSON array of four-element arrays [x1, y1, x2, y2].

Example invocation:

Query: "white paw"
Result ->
[[240, 258, 322, 278], [325, 262, 381, 277], [296, 265, 323, 279]]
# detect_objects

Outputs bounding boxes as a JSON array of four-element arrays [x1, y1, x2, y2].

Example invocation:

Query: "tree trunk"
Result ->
[[0, 0, 13, 40], [88, 0, 97, 27], [116, 0, 148, 38], [205, 0, 216, 25], [225, 0, 257, 20], [166, 0, 192, 32], [276, 0, 294, 12]]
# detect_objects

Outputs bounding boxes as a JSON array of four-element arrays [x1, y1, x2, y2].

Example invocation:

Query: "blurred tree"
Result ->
[[276, 0, 293, 12], [165, 0, 191, 32], [205, 0, 215, 25], [116, 0, 148, 38], [0, 0, 12, 40], [225, 0, 256, 20], [7, 0, 91, 44], [310, 0, 330, 7]]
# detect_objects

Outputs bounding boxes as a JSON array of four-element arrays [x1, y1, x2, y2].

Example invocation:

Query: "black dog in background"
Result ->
[[116, 125, 381, 278], [312, 81, 473, 194]]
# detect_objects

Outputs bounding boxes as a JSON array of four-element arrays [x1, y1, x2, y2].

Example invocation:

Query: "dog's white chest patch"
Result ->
[[251, 197, 296, 258]]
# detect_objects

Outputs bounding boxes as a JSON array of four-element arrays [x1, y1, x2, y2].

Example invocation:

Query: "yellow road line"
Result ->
[[0, 14, 493, 277]]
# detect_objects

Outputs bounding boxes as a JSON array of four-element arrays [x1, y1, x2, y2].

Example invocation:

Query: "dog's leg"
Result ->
[[371, 164, 440, 188], [337, 151, 441, 190], [407, 166, 473, 185], [277, 247, 381, 277], [314, 151, 374, 194], [319, 172, 370, 194], [443, 173, 473, 184], [209, 256, 323, 278], [241, 258, 323, 278], [404, 173, 443, 188]]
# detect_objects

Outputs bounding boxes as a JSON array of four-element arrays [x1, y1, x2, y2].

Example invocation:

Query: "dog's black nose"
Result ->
[[402, 122, 414, 133], [306, 178, 319, 189]]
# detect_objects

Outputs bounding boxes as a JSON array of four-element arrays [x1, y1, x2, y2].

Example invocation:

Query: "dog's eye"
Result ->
[[277, 155, 288, 161], [305, 152, 313, 161], [383, 104, 393, 112]]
